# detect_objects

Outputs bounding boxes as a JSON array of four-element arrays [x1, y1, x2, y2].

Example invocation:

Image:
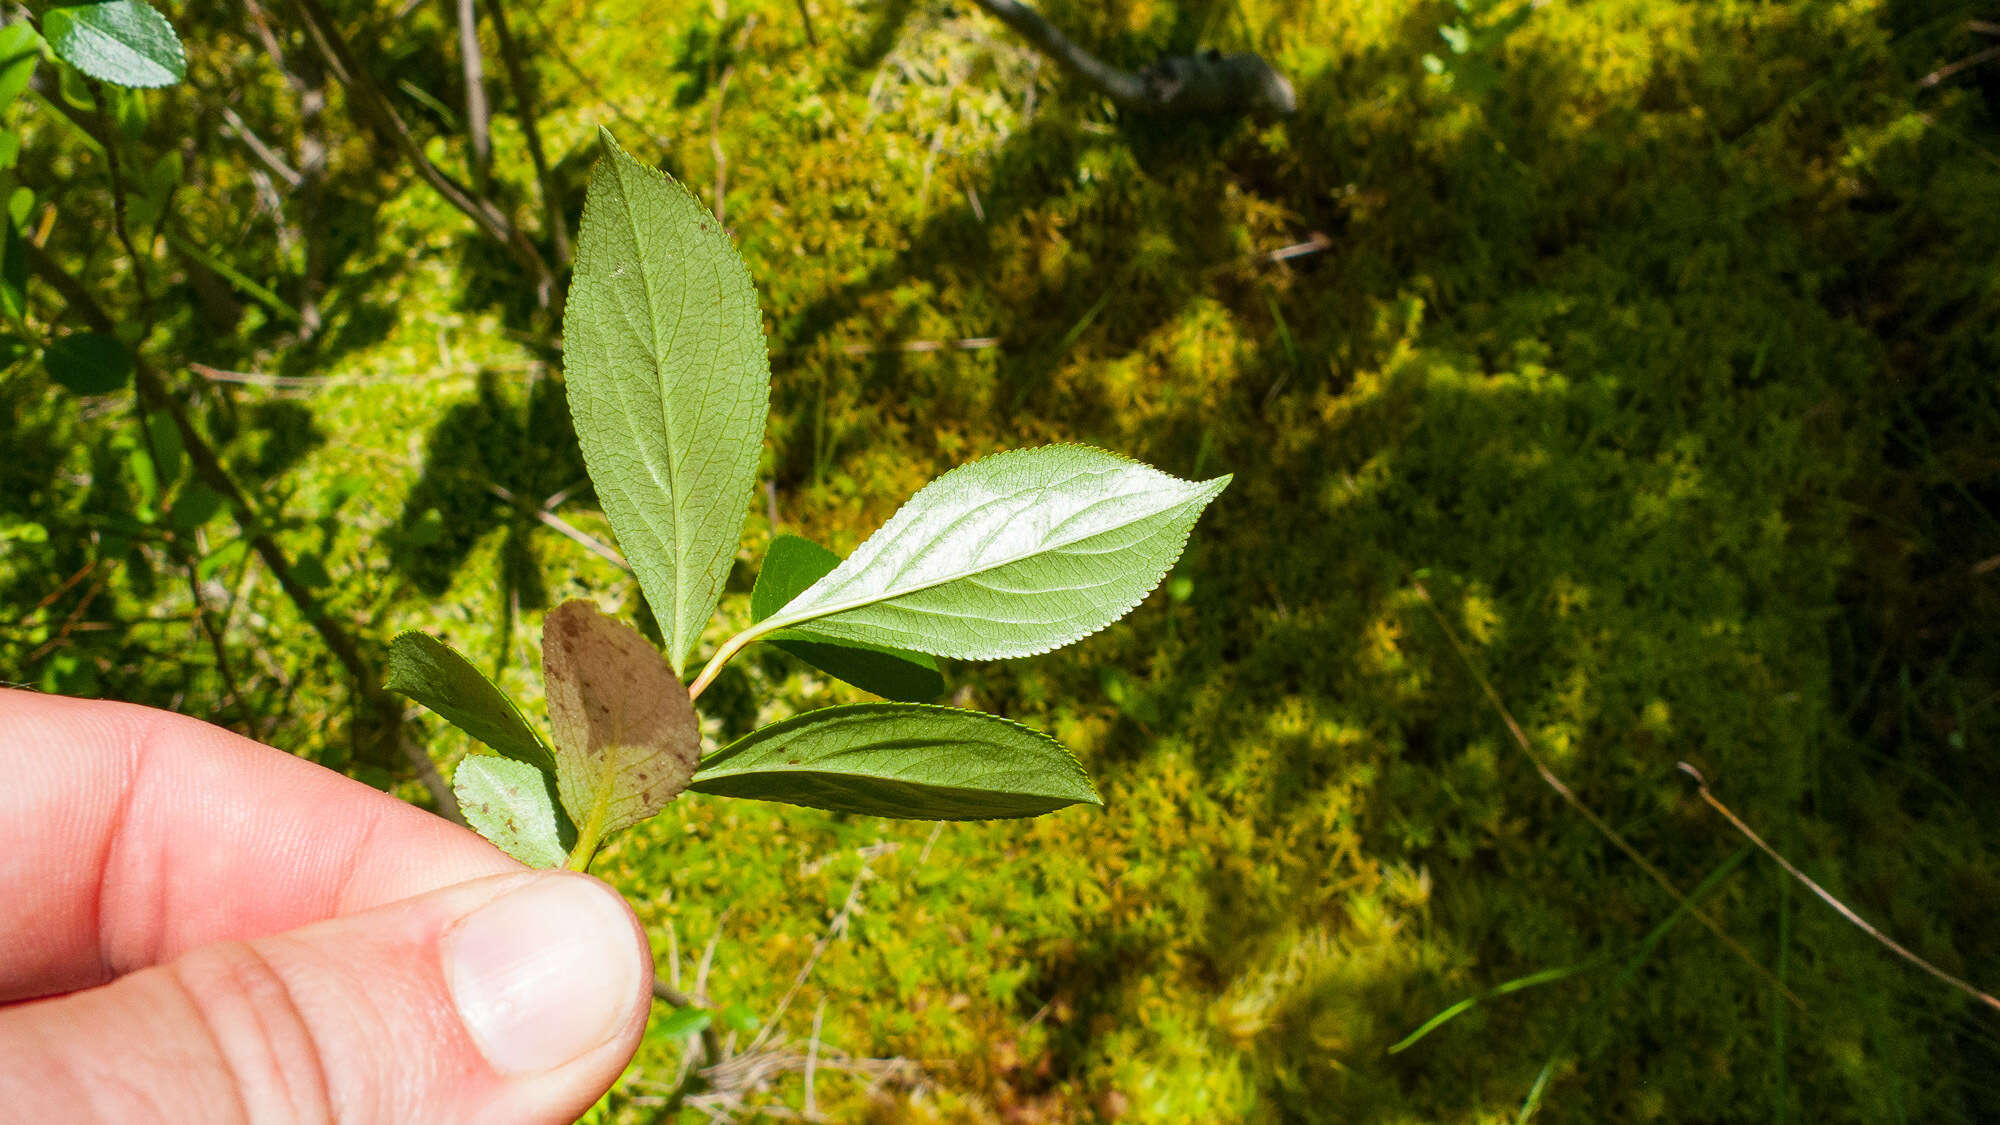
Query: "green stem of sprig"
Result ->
[[564, 785, 613, 872], [685, 617, 784, 703]]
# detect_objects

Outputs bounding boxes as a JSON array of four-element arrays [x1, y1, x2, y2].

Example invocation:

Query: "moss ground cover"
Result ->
[[5, 0, 1998, 1119]]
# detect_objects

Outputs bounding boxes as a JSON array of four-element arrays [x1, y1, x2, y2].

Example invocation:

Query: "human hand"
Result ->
[[0, 689, 652, 1123]]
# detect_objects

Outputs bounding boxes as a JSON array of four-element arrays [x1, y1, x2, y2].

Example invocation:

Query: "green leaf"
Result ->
[[542, 599, 701, 836], [751, 534, 943, 702], [43, 330, 132, 393], [1, 209, 25, 321], [563, 130, 770, 676], [0, 24, 41, 113], [720, 1002, 759, 1035], [386, 632, 554, 774], [657, 1007, 712, 1040], [757, 446, 1229, 659], [43, 1, 185, 88], [690, 703, 1102, 820], [194, 537, 245, 582], [454, 755, 570, 869]]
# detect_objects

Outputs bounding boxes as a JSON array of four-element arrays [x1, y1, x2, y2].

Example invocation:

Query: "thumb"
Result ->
[[0, 871, 652, 1124]]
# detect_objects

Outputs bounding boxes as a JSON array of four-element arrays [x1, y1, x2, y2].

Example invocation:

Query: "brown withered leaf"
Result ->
[[542, 599, 701, 835]]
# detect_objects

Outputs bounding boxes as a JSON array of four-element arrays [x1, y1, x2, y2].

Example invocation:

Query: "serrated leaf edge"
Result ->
[[762, 444, 1230, 659]]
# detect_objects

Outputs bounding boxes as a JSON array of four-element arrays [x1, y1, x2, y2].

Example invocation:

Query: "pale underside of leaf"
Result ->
[[690, 703, 1102, 820], [455, 755, 570, 869], [541, 600, 701, 835], [760, 446, 1230, 659], [562, 131, 770, 675]]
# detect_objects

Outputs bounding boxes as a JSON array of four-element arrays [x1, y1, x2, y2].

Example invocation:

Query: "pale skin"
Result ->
[[0, 688, 653, 1123]]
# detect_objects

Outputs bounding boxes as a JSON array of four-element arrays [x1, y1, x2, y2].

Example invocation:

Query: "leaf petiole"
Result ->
[[685, 617, 785, 703], [564, 788, 611, 872]]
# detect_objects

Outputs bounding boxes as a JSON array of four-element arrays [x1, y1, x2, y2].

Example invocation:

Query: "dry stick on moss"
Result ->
[[287, 0, 553, 304], [487, 483, 632, 572], [26, 243, 462, 822], [1409, 579, 1804, 1009], [1678, 763, 2000, 1014], [486, 0, 569, 264], [966, 0, 1296, 117]]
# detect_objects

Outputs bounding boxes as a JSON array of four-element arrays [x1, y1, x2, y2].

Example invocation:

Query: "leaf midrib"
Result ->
[[613, 162, 698, 664]]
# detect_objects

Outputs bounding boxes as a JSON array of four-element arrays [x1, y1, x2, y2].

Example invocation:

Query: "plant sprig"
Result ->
[[389, 131, 1229, 872]]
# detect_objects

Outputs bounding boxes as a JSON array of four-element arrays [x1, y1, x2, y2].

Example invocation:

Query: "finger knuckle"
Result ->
[[167, 941, 339, 1125]]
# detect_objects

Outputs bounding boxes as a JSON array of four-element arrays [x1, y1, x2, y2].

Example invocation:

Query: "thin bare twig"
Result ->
[[1679, 763, 2000, 1013], [1411, 579, 1803, 1008], [966, 0, 1294, 116], [219, 105, 303, 187], [486, 0, 569, 263], [455, 0, 493, 194], [1921, 43, 2000, 87]]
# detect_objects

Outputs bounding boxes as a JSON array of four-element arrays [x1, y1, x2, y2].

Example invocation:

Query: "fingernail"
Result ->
[[443, 876, 644, 1075]]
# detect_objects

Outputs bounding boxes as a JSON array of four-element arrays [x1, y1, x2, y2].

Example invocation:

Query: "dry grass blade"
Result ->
[[1411, 579, 1804, 1009], [1679, 763, 2000, 1013]]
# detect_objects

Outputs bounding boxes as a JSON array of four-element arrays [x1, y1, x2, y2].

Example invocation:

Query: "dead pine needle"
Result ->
[[1678, 763, 2000, 1015], [1410, 578, 1804, 1009]]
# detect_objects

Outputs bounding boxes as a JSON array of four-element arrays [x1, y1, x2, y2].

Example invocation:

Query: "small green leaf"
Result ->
[[749, 533, 840, 622], [690, 703, 1102, 820], [44, 330, 132, 393], [0, 24, 41, 113], [751, 534, 943, 701], [44, 1, 185, 89], [542, 599, 701, 836], [720, 1002, 759, 1035], [758, 446, 1229, 659], [386, 632, 554, 773], [1, 210, 25, 321], [657, 1007, 712, 1040], [455, 755, 570, 869], [168, 483, 224, 534], [143, 410, 182, 486], [194, 537, 246, 582], [563, 130, 771, 676]]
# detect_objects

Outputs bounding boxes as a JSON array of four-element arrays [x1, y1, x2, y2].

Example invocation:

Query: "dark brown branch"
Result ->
[[287, 0, 553, 303], [27, 242, 462, 823], [487, 0, 569, 264], [967, 0, 1295, 117]]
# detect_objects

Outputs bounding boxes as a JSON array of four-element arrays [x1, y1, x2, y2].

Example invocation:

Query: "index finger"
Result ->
[[0, 689, 521, 1002]]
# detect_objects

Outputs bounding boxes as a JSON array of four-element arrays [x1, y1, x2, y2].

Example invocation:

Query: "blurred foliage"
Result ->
[[4, 0, 1999, 1120]]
